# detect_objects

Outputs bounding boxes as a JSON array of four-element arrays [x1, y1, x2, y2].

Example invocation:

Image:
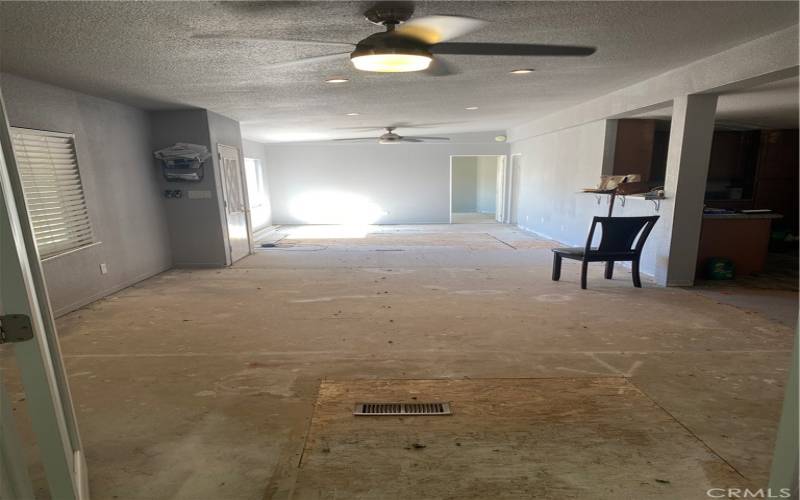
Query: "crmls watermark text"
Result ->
[[707, 488, 792, 498]]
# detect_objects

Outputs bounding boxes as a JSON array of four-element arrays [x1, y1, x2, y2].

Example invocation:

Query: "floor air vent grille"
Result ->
[[353, 402, 452, 416]]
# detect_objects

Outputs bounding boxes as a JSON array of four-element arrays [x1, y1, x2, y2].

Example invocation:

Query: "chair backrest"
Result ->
[[584, 216, 660, 257]]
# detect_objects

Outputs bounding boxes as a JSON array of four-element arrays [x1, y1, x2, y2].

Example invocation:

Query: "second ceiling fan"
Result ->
[[334, 127, 449, 144], [200, 2, 597, 76]]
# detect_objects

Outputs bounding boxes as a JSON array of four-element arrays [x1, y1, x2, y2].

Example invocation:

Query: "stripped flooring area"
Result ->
[[4, 222, 795, 500]]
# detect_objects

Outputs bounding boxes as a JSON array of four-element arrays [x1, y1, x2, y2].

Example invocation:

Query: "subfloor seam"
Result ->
[[627, 380, 751, 483]]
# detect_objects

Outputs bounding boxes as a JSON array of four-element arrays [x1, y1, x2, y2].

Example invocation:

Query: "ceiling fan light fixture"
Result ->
[[350, 48, 432, 73]]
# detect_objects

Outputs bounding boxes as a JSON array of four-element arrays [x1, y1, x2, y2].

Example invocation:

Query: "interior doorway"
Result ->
[[450, 155, 505, 224], [218, 144, 251, 264]]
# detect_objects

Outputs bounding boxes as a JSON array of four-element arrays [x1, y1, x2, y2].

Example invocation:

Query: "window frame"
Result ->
[[10, 126, 97, 259]]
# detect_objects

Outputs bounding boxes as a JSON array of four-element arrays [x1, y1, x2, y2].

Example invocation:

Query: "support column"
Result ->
[[654, 94, 718, 286]]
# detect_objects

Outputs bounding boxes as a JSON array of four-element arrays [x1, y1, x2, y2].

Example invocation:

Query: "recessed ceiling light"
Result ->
[[326, 78, 349, 83], [346, 112, 360, 116], [465, 106, 479, 111], [509, 68, 535, 74], [495, 135, 507, 142]]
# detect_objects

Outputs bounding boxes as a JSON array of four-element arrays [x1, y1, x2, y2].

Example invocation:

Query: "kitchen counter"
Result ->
[[697, 212, 782, 277], [703, 212, 783, 220]]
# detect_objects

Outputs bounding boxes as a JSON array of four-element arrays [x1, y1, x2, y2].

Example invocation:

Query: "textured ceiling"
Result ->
[[633, 76, 799, 129], [1, 1, 797, 142]]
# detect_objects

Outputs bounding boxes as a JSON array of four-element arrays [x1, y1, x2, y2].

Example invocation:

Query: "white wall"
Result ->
[[476, 156, 498, 214], [511, 120, 662, 277], [242, 139, 272, 232], [263, 132, 508, 225]]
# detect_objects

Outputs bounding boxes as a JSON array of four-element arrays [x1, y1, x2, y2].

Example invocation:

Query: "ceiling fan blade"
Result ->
[[333, 137, 377, 142], [430, 42, 596, 56], [192, 33, 355, 48], [404, 136, 450, 141], [265, 52, 350, 69], [395, 15, 487, 44], [424, 57, 459, 77], [398, 138, 423, 143]]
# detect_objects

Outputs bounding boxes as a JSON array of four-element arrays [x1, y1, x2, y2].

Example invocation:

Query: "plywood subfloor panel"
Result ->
[[293, 378, 743, 499]]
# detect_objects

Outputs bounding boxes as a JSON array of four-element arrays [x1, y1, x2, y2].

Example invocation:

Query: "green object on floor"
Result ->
[[706, 257, 735, 280]]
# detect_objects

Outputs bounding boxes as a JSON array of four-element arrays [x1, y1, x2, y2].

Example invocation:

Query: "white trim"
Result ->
[[40, 241, 102, 262]]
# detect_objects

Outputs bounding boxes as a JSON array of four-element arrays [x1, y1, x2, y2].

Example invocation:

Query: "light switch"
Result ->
[[99, 263, 108, 274]]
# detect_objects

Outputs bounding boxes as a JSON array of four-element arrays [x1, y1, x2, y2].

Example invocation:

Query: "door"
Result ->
[[510, 154, 521, 224], [0, 90, 89, 499], [218, 144, 251, 264]]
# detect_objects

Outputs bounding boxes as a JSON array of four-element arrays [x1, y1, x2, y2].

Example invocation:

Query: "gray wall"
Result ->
[[510, 120, 661, 277], [1, 73, 172, 315], [263, 132, 509, 225], [451, 157, 478, 212], [149, 110, 244, 267], [476, 156, 498, 214], [149, 110, 227, 267], [242, 139, 272, 232]]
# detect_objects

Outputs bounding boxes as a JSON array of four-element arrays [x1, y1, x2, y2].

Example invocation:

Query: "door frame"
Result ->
[[217, 143, 253, 265], [508, 153, 522, 225], [449, 154, 507, 224]]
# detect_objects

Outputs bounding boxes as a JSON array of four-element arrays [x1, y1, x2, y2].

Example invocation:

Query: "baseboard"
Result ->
[[173, 261, 227, 269], [53, 264, 172, 318]]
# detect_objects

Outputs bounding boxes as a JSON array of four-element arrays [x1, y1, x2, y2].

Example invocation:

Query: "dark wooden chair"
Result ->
[[551, 216, 659, 289]]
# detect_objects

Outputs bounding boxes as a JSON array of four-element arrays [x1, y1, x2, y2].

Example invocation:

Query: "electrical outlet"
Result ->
[[99, 263, 108, 275]]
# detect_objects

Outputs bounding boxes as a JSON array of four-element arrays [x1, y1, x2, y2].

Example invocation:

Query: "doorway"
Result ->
[[450, 155, 505, 224], [218, 144, 251, 263]]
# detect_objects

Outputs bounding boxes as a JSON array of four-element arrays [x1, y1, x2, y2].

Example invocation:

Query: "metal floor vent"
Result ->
[[353, 402, 452, 416]]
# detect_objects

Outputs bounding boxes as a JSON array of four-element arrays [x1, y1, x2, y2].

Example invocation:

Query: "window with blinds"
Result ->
[[10, 127, 94, 258]]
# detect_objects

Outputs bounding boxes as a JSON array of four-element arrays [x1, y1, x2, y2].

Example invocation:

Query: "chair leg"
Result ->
[[580, 261, 588, 289], [632, 259, 642, 288], [551, 254, 562, 281], [604, 261, 614, 279]]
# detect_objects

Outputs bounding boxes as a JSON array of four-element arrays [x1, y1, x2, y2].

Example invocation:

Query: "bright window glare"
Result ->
[[289, 190, 386, 226]]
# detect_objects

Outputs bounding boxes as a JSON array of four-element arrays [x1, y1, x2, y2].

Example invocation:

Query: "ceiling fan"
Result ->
[[334, 127, 449, 144], [198, 2, 596, 76]]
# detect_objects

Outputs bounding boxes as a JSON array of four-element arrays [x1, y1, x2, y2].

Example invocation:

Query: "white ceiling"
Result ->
[[632, 75, 799, 129], [1, 1, 797, 142]]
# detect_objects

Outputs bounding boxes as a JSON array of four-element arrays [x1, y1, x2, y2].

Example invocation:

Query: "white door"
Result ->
[[510, 154, 521, 224], [218, 144, 251, 264], [0, 91, 89, 499]]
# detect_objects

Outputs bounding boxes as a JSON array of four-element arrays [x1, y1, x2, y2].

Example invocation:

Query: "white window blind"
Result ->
[[10, 127, 94, 258]]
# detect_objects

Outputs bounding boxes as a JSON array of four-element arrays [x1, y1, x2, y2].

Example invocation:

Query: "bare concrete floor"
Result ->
[[6, 222, 796, 499]]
